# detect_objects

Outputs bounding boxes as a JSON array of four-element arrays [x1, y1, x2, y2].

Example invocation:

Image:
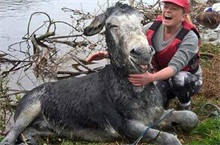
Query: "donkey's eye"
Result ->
[[109, 25, 118, 29], [141, 20, 145, 25]]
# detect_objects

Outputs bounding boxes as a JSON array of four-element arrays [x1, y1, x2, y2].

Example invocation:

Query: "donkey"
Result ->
[[0, 3, 199, 145]]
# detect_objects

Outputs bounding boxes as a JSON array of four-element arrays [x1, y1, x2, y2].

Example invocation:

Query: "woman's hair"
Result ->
[[184, 14, 193, 24]]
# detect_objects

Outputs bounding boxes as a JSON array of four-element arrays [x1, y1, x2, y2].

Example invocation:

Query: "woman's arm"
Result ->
[[128, 66, 175, 86]]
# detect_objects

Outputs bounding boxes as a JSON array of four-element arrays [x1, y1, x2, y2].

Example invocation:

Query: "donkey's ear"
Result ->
[[84, 13, 106, 36]]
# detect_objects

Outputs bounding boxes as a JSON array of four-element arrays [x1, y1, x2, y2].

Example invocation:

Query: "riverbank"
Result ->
[[201, 27, 220, 44], [0, 1, 220, 144]]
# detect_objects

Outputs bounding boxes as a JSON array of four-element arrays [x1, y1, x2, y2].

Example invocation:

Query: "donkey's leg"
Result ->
[[157, 110, 199, 131], [0, 101, 41, 145], [126, 121, 182, 145], [17, 126, 56, 145]]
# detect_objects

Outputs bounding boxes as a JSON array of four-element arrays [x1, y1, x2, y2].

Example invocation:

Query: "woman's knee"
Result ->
[[168, 71, 200, 92]]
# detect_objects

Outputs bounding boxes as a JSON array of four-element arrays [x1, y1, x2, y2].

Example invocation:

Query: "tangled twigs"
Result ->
[[1, 9, 102, 79], [0, 90, 28, 99], [200, 52, 216, 59], [61, 7, 94, 22], [201, 103, 220, 117], [0, 55, 30, 64], [1, 62, 31, 78], [201, 51, 220, 99], [0, 52, 7, 58]]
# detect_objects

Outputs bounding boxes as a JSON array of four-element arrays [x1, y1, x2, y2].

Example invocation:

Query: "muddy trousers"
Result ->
[[159, 71, 202, 104]]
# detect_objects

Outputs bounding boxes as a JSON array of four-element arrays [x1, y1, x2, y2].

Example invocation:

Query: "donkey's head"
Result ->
[[84, 2, 154, 74]]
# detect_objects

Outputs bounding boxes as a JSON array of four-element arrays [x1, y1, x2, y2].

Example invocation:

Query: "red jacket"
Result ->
[[146, 16, 200, 73]]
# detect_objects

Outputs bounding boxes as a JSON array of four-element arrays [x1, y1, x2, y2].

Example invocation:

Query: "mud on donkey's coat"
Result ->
[[0, 2, 199, 145]]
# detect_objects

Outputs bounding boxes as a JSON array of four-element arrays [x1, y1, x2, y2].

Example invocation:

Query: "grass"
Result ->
[[0, 43, 220, 144], [188, 117, 220, 145], [188, 103, 220, 145]]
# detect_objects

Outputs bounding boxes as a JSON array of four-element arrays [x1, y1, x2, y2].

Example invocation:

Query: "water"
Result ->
[[0, 0, 110, 53], [0, 0, 154, 90]]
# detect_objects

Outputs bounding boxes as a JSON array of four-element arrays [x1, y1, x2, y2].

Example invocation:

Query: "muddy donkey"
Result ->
[[0, 3, 199, 145]]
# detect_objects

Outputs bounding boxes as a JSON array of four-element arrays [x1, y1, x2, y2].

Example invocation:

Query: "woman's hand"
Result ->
[[85, 51, 109, 62], [128, 71, 155, 86]]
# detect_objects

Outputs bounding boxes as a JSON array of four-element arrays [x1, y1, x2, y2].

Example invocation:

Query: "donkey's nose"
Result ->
[[130, 46, 155, 56], [130, 47, 142, 56]]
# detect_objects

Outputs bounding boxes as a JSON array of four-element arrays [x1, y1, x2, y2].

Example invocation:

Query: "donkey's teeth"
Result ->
[[141, 65, 148, 71]]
